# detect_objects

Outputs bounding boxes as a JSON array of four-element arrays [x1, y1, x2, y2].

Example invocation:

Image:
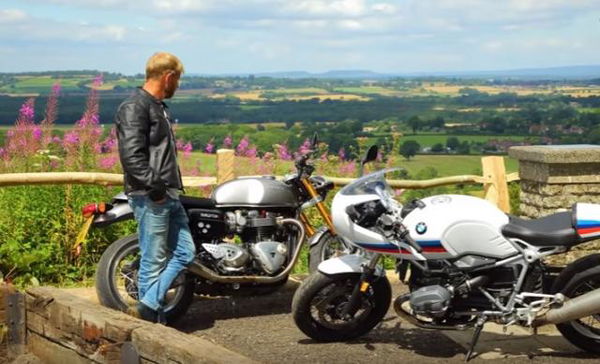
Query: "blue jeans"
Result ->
[[128, 195, 196, 311]]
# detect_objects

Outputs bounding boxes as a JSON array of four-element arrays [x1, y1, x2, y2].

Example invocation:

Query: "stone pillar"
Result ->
[[509, 145, 600, 263], [509, 145, 600, 219]]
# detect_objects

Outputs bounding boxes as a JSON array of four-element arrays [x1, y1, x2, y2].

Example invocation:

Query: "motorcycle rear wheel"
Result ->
[[292, 271, 391, 342], [95, 234, 195, 323], [554, 264, 600, 353]]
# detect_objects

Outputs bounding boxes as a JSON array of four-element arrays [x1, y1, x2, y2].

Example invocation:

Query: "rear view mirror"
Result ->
[[362, 145, 378, 166], [359, 145, 379, 177]]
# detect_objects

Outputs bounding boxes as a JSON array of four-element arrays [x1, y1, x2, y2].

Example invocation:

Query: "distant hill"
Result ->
[[192, 65, 600, 80], [419, 65, 600, 80]]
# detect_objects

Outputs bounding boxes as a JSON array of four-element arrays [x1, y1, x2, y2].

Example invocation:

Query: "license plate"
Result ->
[[73, 216, 94, 257]]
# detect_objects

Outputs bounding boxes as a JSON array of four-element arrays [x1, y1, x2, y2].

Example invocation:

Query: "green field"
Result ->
[[182, 152, 517, 179], [396, 134, 527, 147], [333, 86, 398, 96], [392, 154, 517, 177], [0, 76, 85, 94]]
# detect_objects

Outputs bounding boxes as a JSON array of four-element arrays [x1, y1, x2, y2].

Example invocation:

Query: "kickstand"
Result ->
[[465, 316, 486, 362]]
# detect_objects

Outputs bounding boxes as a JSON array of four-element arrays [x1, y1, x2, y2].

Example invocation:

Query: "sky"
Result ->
[[1, 0, 599, 75]]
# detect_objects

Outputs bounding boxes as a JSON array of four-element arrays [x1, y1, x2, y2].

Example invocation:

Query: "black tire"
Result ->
[[95, 234, 195, 323], [308, 231, 356, 273], [292, 271, 391, 342], [553, 257, 600, 354]]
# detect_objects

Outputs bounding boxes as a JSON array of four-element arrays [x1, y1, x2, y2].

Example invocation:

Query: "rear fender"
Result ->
[[93, 202, 133, 228], [318, 254, 384, 276]]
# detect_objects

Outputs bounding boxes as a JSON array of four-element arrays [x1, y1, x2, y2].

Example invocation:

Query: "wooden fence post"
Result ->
[[216, 149, 235, 184], [1, 283, 26, 359], [481, 156, 510, 213]]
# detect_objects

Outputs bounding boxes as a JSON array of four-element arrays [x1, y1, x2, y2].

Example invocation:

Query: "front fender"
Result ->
[[308, 227, 331, 247], [318, 254, 384, 276]]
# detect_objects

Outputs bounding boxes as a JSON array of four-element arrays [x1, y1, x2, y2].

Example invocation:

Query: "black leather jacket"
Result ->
[[115, 88, 183, 200]]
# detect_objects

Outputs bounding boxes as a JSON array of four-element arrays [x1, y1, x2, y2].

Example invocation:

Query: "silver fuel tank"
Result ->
[[211, 177, 298, 208]]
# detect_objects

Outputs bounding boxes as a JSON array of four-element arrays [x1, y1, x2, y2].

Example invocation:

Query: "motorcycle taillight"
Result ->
[[82, 203, 106, 218]]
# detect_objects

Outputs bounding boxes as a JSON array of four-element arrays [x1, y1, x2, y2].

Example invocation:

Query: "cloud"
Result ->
[[0, 10, 136, 44], [4, 0, 600, 73], [0, 9, 28, 23]]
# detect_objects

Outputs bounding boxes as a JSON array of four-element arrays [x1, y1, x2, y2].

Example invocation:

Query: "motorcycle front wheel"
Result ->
[[292, 271, 391, 342], [308, 230, 357, 273], [95, 234, 195, 323]]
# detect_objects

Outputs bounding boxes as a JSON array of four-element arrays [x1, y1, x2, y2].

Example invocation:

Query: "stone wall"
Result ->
[[509, 145, 600, 262], [4, 285, 256, 364]]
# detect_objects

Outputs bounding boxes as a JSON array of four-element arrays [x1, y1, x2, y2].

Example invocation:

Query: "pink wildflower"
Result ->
[[338, 161, 357, 176], [98, 156, 118, 170], [4, 98, 40, 163], [32, 126, 42, 141], [100, 127, 117, 153], [205, 139, 215, 154], [246, 146, 258, 158], [183, 142, 193, 157], [223, 135, 232, 148], [298, 138, 311, 155], [41, 82, 60, 148], [338, 147, 346, 161], [19, 103, 34, 120], [63, 74, 103, 167], [236, 136, 250, 156], [49, 160, 60, 170], [276, 144, 292, 161], [63, 131, 79, 145]]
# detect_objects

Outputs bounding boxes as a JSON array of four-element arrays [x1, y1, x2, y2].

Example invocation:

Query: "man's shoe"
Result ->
[[127, 302, 158, 322]]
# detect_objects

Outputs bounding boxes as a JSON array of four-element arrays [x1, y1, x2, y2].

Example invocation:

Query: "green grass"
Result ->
[[579, 108, 600, 114]]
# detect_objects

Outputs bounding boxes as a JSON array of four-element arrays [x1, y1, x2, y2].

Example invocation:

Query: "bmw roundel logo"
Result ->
[[416, 222, 427, 235]]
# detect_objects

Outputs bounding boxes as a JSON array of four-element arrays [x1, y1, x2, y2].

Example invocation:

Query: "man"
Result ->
[[115, 52, 195, 323]]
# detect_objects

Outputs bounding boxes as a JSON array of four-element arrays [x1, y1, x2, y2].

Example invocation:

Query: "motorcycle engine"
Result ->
[[250, 241, 288, 274], [202, 243, 250, 271], [409, 285, 453, 318], [200, 209, 289, 275]]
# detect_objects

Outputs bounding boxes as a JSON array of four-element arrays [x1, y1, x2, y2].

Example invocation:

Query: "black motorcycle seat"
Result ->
[[180, 195, 216, 209], [501, 211, 579, 247]]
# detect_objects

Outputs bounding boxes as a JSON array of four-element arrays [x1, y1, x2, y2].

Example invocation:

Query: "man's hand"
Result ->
[[153, 197, 167, 204]]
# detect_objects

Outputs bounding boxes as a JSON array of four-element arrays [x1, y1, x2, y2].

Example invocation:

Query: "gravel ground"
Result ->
[[176, 302, 598, 364], [172, 280, 599, 364]]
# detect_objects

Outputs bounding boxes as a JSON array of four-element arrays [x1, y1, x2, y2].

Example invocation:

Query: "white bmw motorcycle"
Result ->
[[292, 168, 600, 360]]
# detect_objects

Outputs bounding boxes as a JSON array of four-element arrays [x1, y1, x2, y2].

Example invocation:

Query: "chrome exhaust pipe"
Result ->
[[188, 218, 306, 284], [533, 288, 600, 327], [393, 294, 423, 326]]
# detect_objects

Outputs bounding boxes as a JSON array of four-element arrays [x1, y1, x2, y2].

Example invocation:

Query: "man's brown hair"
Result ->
[[145, 52, 185, 80]]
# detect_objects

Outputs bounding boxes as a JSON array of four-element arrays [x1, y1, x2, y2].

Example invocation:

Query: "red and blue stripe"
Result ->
[[576, 219, 600, 237], [356, 240, 447, 254]]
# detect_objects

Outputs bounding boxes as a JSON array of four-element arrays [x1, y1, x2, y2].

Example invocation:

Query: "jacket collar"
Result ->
[[136, 87, 165, 106]]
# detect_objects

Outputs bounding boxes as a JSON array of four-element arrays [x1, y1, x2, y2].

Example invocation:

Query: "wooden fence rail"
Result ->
[[0, 150, 518, 212]]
